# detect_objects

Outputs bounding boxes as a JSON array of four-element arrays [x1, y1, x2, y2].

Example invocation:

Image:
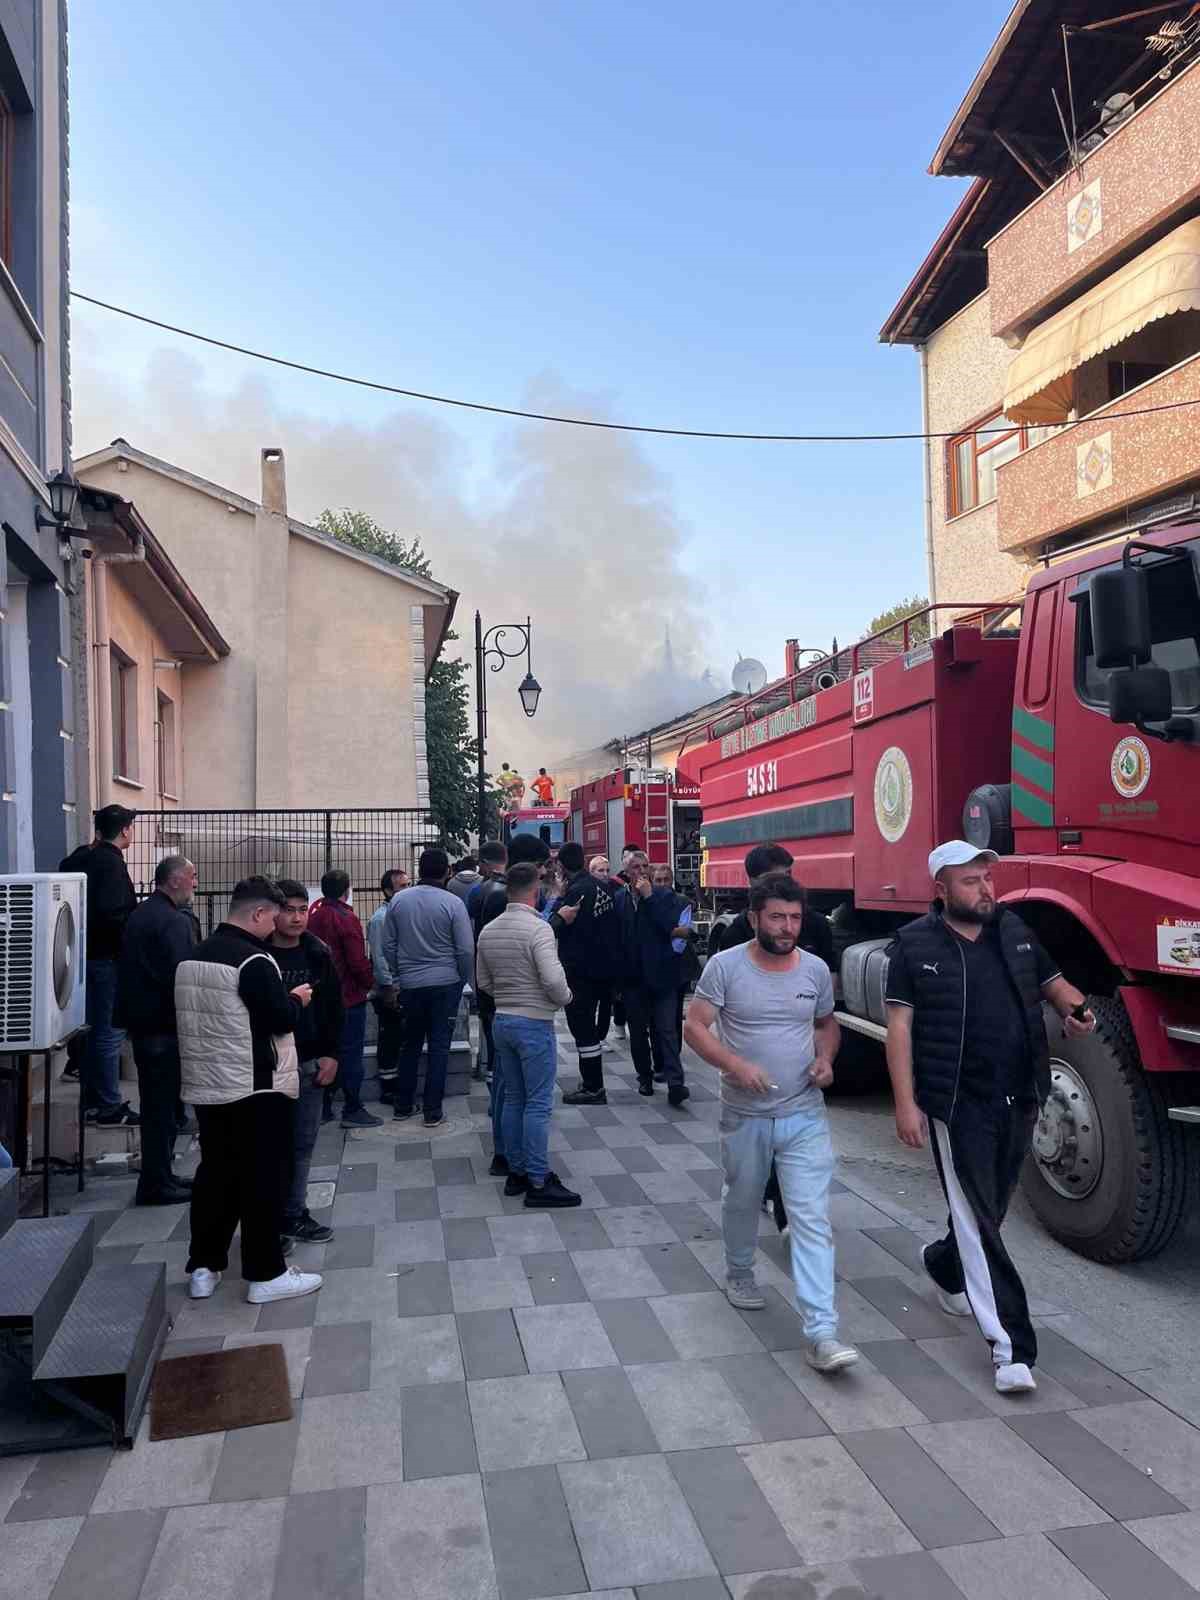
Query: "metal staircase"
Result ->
[[0, 1168, 168, 1455]]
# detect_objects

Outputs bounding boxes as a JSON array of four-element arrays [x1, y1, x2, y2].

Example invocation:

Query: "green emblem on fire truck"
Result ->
[[873, 747, 913, 844]]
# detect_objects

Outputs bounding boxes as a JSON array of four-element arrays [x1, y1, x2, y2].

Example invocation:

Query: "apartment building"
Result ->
[[882, 0, 1200, 604]]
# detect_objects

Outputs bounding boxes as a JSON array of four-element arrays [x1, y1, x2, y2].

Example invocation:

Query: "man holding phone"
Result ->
[[884, 841, 1095, 1395], [685, 872, 857, 1374]]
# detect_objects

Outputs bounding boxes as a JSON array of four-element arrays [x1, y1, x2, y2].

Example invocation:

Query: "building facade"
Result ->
[[0, 0, 84, 870], [882, 0, 1200, 603], [75, 441, 457, 812]]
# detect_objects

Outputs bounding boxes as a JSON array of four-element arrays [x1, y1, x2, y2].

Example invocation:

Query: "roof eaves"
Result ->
[[930, 0, 1032, 176], [879, 178, 992, 344]]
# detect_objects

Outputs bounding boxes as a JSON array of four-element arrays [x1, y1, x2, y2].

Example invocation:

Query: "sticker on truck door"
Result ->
[[1158, 918, 1200, 976], [873, 747, 913, 843], [853, 669, 875, 723]]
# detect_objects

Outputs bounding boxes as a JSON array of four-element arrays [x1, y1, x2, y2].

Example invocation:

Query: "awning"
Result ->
[[1003, 218, 1200, 424]]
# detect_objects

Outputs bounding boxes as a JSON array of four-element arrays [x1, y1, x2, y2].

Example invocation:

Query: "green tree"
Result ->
[[317, 506, 493, 848], [863, 594, 931, 644], [315, 507, 433, 578]]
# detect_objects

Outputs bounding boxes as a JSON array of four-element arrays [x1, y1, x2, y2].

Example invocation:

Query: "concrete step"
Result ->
[[0, 1215, 95, 1366], [0, 1169, 17, 1240], [35, 1261, 167, 1446]]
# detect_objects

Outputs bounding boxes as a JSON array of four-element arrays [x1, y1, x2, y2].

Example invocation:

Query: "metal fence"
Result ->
[[126, 808, 440, 935]]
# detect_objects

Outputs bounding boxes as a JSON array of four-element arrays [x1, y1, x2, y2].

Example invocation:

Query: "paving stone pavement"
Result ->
[[5, 1035, 1200, 1600]]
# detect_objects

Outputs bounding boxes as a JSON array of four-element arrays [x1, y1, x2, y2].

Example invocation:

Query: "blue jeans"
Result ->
[[489, 1054, 507, 1161], [396, 982, 464, 1119], [339, 1002, 368, 1113], [720, 1101, 838, 1342], [494, 1014, 558, 1184], [287, 1059, 325, 1222], [85, 959, 125, 1111]]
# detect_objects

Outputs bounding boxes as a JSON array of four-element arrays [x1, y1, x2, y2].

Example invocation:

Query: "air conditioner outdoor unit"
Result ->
[[0, 873, 86, 1052]]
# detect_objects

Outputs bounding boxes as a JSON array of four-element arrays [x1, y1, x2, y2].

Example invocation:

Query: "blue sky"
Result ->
[[68, 1, 1010, 758]]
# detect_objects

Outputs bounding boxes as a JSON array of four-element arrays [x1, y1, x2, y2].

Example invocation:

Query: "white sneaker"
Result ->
[[921, 1244, 971, 1317], [994, 1361, 1038, 1394], [188, 1268, 221, 1300], [246, 1267, 323, 1305], [806, 1338, 859, 1373]]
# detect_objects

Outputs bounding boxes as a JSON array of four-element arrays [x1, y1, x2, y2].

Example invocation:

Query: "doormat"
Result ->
[[149, 1343, 292, 1440]]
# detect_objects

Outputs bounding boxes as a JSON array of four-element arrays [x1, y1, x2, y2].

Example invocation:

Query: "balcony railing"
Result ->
[[987, 58, 1200, 343], [996, 350, 1200, 552]]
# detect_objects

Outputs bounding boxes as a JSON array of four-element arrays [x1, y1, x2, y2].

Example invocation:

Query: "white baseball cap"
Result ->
[[928, 840, 999, 876]]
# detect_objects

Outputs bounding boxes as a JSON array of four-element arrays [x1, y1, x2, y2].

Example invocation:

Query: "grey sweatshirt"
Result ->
[[382, 883, 474, 990]]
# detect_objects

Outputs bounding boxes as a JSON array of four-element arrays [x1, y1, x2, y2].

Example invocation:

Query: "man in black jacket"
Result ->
[[270, 880, 343, 1244], [710, 845, 834, 967], [117, 854, 198, 1203], [554, 842, 626, 1105], [64, 805, 140, 1125], [885, 841, 1093, 1396]]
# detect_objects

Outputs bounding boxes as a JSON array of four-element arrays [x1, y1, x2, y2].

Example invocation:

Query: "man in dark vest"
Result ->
[[884, 841, 1094, 1396]]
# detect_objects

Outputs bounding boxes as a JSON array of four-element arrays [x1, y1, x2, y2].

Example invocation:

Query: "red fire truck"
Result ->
[[681, 526, 1200, 1263], [568, 768, 703, 894], [502, 804, 570, 853]]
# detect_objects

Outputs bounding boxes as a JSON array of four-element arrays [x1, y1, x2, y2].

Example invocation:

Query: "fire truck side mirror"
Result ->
[[1108, 664, 1172, 727], [1089, 566, 1151, 669]]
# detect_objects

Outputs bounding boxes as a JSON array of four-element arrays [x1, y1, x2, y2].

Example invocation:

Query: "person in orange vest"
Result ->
[[531, 768, 556, 805]]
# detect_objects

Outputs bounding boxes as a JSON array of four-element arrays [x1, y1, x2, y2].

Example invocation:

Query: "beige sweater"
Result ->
[[476, 904, 572, 1020]]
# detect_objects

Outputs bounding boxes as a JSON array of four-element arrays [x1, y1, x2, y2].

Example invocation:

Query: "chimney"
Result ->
[[261, 447, 287, 515]]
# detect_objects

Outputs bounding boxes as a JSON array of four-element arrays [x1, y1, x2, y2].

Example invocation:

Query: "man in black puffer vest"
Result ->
[[884, 841, 1094, 1397]]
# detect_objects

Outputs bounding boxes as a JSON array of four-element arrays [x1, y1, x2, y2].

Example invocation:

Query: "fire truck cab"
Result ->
[[684, 524, 1200, 1264]]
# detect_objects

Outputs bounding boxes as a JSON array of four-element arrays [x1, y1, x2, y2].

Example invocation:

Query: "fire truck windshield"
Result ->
[[1078, 540, 1200, 714], [507, 817, 566, 846]]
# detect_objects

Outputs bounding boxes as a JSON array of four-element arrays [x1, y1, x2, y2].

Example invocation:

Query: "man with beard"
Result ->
[[686, 872, 856, 1374], [884, 842, 1093, 1396]]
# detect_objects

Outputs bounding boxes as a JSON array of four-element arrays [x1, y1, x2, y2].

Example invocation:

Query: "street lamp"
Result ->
[[475, 612, 541, 841], [35, 467, 83, 533]]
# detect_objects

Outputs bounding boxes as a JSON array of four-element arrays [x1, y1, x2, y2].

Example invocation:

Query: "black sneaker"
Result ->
[[561, 1087, 607, 1106], [503, 1172, 530, 1196], [282, 1211, 334, 1244], [393, 1106, 416, 1121], [668, 1085, 691, 1108], [525, 1172, 582, 1209], [423, 1113, 447, 1130], [489, 1155, 511, 1177], [637, 1079, 655, 1097], [92, 1103, 141, 1127], [342, 1107, 384, 1129], [652, 1072, 668, 1083]]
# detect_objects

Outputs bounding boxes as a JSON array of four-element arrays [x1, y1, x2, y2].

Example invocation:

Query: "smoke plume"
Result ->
[[72, 334, 718, 769]]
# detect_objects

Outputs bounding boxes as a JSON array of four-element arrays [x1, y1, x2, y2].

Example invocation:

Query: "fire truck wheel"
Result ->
[[1021, 996, 1196, 1264], [828, 1030, 886, 1097]]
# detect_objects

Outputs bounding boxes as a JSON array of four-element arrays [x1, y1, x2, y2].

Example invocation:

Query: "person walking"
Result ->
[[270, 880, 343, 1244], [367, 868, 409, 1107], [553, 842, 626, 1106], [382, 848, 474, 1129], [176, 876, 322, 1306], [117, 855, 199, 1204], [476, 862, 579, 1207], [308, 869, 382, 1129], [685, 872, 857, 1374], [622, 852, 690, 1106], [884, 841, 1094, 1395], [65, 805, 140, 1125]]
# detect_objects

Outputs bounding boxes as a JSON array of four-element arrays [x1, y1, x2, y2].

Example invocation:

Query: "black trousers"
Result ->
[[926, 1097, 1037, 1368], [564, 975, 613, 1092], [624, 984, 685, 1090], [132, 1033, 181, 1200], [373, 997, 404, 1086], [186, 1093, 291, 1284], [477, 991, 496, 1078]]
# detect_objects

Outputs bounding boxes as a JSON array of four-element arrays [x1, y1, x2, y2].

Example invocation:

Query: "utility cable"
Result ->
[[71, 290, 1200, 443]]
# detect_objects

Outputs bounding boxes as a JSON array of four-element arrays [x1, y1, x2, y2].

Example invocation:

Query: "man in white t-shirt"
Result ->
[[685, 871, 857, 1374]]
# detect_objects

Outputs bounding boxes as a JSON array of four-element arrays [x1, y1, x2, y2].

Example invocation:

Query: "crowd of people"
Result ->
[[53, 804, 1088, 1389]]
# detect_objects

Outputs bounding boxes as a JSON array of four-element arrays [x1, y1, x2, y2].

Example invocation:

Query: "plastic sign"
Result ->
[[853, 669, 875, 724]]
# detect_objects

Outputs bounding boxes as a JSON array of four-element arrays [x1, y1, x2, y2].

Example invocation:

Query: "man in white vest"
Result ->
[[175, 875, 323, 1305]]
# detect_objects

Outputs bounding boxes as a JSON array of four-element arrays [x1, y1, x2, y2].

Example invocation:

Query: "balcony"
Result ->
[[987, 58, 1200, 343], [996, 350, 1200, 553]]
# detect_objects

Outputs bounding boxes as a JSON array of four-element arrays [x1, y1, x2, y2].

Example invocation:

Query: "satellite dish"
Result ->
[[1100, 93, 1135, 133], [732, 657, 768, 696]]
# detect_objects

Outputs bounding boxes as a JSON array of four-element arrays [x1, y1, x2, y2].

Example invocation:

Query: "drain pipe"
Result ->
[[89, 530, 147, 808], [919, 342, 936, 605]]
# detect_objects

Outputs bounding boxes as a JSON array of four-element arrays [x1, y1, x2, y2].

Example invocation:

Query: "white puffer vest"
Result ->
[[176, 951, 299, 1104]]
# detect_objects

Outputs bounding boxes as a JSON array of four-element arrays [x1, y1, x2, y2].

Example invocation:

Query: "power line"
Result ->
[[71, 290, 1200, 443]]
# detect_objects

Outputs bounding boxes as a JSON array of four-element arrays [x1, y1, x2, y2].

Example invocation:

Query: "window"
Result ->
[[1077, 542, 1200, 715], [156, 690, 177, 798], [946, 412, 1060, 518], [110, 645, 138, 781]]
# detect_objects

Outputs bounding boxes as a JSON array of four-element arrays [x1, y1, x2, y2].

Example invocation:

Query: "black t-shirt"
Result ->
[[887, 922, 1059, 1102]]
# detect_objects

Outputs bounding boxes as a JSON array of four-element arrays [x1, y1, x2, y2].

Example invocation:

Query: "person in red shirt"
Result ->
[[531, 768, 556, 805], [306, 870, 382, 1128]]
